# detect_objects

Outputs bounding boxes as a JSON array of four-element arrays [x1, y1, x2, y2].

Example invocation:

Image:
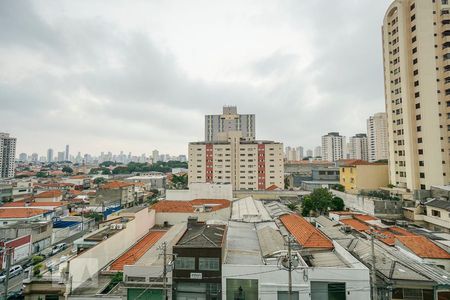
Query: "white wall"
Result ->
[[167, 183, 233, 201], [222, 264, 370, 300], [154, 208, 230, 225], [68, 208, 155, 291]]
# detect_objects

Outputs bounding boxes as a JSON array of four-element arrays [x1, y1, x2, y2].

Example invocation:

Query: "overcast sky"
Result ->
[[1, 0, 392, 157]]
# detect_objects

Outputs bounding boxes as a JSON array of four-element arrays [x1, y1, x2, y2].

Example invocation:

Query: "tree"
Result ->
[[93, 177, 107, 185], [286, 202, 298, 212], [300, 188, 337, 216], [330, 197, 345, 211], [36, 171, 48, 178], [102, 168, 111, 175], [301, 196, 314, 217], [171, 174, 188, 189], [331, 184, 345, 192], [62, 166, 73, 174]]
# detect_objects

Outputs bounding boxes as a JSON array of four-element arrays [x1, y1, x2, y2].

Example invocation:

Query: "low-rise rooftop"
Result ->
[[175, 221, 226, 248]]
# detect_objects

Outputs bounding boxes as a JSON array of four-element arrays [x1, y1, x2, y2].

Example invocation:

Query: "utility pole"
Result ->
[[3, 247, 12, 300], [370, 231, 378, 300], [162, 242, 167, 300], [287, 236, 292, 300]]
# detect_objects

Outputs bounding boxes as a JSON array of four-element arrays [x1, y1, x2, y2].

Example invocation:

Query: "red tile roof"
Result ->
[[266, 184, 279, 191], [341, 219, 370, 231], [280, 214, 334, 250], [354, 214, 378, 222], [396, 236, 450, 259], [0, 208, 45, 219], [110, 231, 166, 271], [35, 190, 63, 198], [1, 201, 64, 208], [101, 181, 134, 189], [152, 199, 230, 213]]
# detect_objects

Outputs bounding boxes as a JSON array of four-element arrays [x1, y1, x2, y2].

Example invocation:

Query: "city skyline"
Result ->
[[1, 1, 391, 155]]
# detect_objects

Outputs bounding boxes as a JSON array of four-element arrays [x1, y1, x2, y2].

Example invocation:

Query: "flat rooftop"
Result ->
[[231, 196, 272, 222]]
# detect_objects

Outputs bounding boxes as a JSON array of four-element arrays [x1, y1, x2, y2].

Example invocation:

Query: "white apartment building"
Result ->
[[188, 135, 284, 190], [47, 148, 54, 163], [348, 133, 369, 161], [383, 0, 450, 190], [190, 107, 284, 190], [314, 145, 322, 158], [321, 132, 346, 162], [367, 112, 389, 162], [205, 106, 255, 142], [0, 133, 16, 179]]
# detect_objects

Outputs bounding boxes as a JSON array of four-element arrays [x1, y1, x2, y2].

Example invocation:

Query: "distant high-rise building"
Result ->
[[65, 145, 70, 161], [31, 153, 38, 162], [57, 151, 65, 162], [205, 106, 255, 142], [321, 132, 345, 162], [367, 113, 389, 162], [383, 0, 450, 190], [0, 133, 16, 178], [296, 146, 304, 160], [47, 148, 54, 163], [18, 153, 27, 162], [314, 146, 322, 158], [152, 150, 160, 162], [306, 149, 313, 157], [348, 134, 369, 161]]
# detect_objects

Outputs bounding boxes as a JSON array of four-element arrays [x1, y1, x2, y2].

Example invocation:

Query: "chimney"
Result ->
[[187, 216, 198, 229]]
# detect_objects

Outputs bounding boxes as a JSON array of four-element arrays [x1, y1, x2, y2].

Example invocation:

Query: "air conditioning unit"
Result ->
[[110, 224, 117, 230], [341, 225, 352, 233], [116, 224, 123, 230]]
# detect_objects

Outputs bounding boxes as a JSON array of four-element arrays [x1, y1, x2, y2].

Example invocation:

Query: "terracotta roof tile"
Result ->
[[100, 181, 134, 189], [35, 190, 63, 198], [152, 199, 230, 213], [110, 231, 166, 271], [280, 214, 334, 250], [396, 235, 450, 259], [354, 214, 378, 222], [0, 208, 45, 219], [1, 201, 64, 208], [340, 219, 370, 231]]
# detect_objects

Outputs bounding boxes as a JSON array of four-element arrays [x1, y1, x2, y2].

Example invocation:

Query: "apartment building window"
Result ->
[[411, 25, 416, 32], [199, 258, 220, 271], [414, 80, 419, 87], [419, 161, 424, 166], [418, 149, 423, 155], [416, 114, 421, 120], [431, 210, 441, 217], [175, 257, 195, 270], [420, 184, 426, 189], [413, 70, 419, 76], [412, 36, 417, 43], [413, 58, 418, 64], [444, 0, 449, 4], [418, 138, 422, 143], [419, 172, 425, 179], [410, 3, 415, 10], [415, 103, 420, 109], [415, 91, 420, 98]]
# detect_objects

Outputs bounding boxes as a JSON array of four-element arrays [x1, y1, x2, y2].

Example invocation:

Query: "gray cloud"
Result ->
[[0, 0, 392, 156]]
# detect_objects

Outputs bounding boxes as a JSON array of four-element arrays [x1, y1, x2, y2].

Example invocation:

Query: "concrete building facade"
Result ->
[[205, 106, 255, 142], [190, 107, 284, 190], [367, 112, 389, 162], [0, 132, 16, 178], [383, 0, 450, 190], [321, 132, 346, 162], [348, 133, 369, 161]]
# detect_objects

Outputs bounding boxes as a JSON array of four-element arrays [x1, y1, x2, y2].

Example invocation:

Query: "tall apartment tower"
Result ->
[[321, 132, 346, 162], [367, 112, 389, 162], [65, 144, 70, 161], [205, 106, 255, 142], [47, 148, 54, 163], [348, 134, 369, 161], [0, 133, 16, 178], [383, 0, 450, 190], [190, 107, 284, 190], [314, 146, 322, 158]]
